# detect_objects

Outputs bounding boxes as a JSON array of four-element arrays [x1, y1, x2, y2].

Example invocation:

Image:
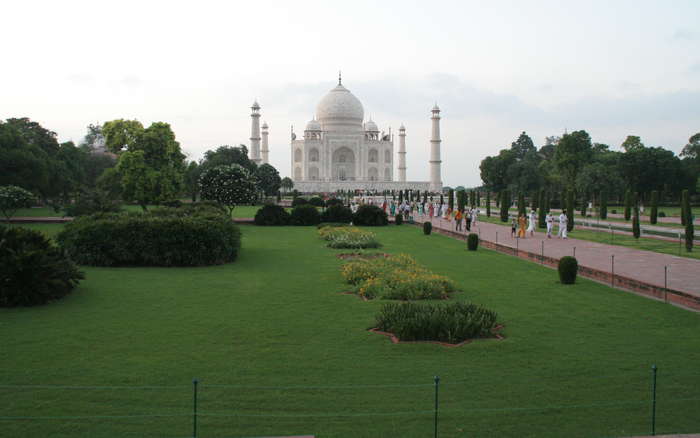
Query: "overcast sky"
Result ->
[[1, 0, 698, 187]]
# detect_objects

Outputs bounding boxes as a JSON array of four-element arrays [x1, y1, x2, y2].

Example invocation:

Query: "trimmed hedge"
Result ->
[[325, 198, 344, 207], [1, 226, 84, 307], [320, 205, 353, 224], [290, 204, 321, 226], [57, 212, 241, 267], [395, 213, 403, 225], [309, 196, 325, 207], [558, 256, 578, 284], [291, 197, 308, 207], [423, 222, 432, 235], [467, 233, 479, 251], [352, 205, 388, 226], [254, 204, 290, 226], [374, 302, 499, 344]]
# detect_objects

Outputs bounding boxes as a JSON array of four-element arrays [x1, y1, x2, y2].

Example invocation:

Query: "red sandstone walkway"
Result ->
[[415, 213, 700, 299]]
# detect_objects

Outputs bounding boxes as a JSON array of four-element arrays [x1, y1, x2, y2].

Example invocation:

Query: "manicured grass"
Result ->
[[13, 204, 264, 219], [2, 225, 699, 437]]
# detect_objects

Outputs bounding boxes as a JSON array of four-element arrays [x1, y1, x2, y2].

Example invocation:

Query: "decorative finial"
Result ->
[[338, 70, 342, 85]]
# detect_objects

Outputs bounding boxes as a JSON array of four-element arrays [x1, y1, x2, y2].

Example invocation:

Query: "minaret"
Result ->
[[250, 100, 261, 164], [398, 124, 407, 182], [429, 104, 442, 192], [261, 122, 269, 164]]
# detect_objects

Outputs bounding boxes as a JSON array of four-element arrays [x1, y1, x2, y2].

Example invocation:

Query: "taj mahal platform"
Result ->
[[293, 180, 431, 193]]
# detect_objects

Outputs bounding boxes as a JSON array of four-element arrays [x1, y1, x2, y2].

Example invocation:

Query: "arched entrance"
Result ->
[[332, 147, 355, 181]]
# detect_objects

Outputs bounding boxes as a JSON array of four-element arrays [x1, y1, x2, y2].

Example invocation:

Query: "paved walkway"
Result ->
[[414, 213, 700, 298]]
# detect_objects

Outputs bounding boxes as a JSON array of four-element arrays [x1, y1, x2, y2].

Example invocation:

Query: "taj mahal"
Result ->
[[247, 75, 443, 193]]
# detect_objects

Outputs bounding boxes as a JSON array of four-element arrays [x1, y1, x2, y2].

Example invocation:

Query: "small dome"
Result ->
[[316, 84, 364, 127], [252, 100, 260, 109], [305, 118, 322, 131], [261, 121, 269, 129], [364, 119, 379, 132], [432, 103, 440, 112], [399, 123, 406, 131]]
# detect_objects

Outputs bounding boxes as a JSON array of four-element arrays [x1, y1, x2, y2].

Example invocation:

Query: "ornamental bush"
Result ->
[[63, 190, 122, 217], [558, 256, 578, 284], [0, 185, 34, 222], [467, 233, 479, 251], [352, 205, 388, 226], [374, 302, 499, 344], [290, 204, 321, 226], [0, 226, 84, 307], [309, 196, 325, 207], [57, 211, 241, 266], [254, 204, 290, 226], [320, 205, 353, 224], [423, 221, 432, 235], [291, 197, 308, 207], [658, 211, 666, 218], [318, 226, 380, 249], [325, 198, 344, 207], [395, 213, 403, 225]]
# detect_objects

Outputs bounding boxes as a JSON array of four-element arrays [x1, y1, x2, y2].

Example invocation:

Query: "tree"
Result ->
[[510, 131, 536, 160], [624, 190, 632, 221], [554, 130, 593, 188], [0, 185, 34, 222], [184, 161, 201, 202], [102, 119, 144, 154], [600, 189, 608, 219], [500, 190, 509, 222], [479, 149, 516, 192], [621, 135, 644, 152], [485, 191, 491, 217], [280, 177, 294, 192], [448, 189, 454, 210], [199, 164, 257, 215], [517, 192, 525, 217], [649, 190, 659, 224], [566, 189, 574, 232], [537, 189, 546, 228], [200, 144, 257, 174], [682, 190, 693, 252], [256, 163, 281, 197], [632, 204, 641, 239], [469, 190, 476, 208]]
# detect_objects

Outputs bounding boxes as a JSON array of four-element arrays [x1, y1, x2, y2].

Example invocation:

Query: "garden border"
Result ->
[[368, 325, 505, 348]]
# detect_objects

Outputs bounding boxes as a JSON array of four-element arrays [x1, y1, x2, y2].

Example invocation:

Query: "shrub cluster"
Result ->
[[290, 204, 321, 226], [57, 210, 241, 267], [423, 222, 432, 235], [1, 226, 84, 307], [374, 302, 499, 344], [394, 213, 403, 225], [325, 198, 344, 207], [341, 254, 456, 300], [320, 205, 353, 224], [467, 233, 479, 251], [254, 204, 290, 225], [63, 190, 122, 217], [291, 197, 308, 207], [353, 205, 388, 226], [308, 197, 325, 207], [558, 256, 578, 284], [318, 226, 380, 249]]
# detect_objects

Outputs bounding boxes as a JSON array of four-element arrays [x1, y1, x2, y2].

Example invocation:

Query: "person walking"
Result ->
[[558, 210, 568, 239], [517, 214, 527, 238], [545, 212, 553, 238], [527, 209, 536, 237], [455, 209, 463, 231], [466, 208, 472, 231], [511, 217, 517, 238]]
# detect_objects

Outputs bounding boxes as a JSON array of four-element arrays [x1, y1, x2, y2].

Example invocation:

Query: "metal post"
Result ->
[[193, 379, 198, 438], [515, 236, 519, 256], [651, 365, 657, 436], [573, 246, 576, 258], [541, 241, 544, 265], [434, 376, 440, 438], [611, 255, 615, 286], [664, 266, 668, 303], [496, 231, 498, 244]]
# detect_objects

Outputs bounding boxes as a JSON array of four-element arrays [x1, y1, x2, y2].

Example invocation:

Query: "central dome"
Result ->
[[316, 83, 364, 129]]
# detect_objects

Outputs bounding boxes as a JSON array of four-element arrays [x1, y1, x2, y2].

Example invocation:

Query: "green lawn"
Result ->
[[14, 204, 264, 219], [2, 224, 699, 437]]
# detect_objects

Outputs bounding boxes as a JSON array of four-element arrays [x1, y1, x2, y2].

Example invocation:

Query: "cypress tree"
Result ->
[[632, 205, 641, 239], [624, 189, 632, 221], [566, 189, 575, 232], [600, 189, 608, 219], [538, 189, 546, 228], [581, 194, 587, 217], [500, 190, 509, 222], [398, 190, 403, 203], [416, 190, 420, 202], [518, 192, 526, 217], [544, 192, 551, 217], [440, 194, 444, 205], [469, 190, 475, 208], [476, 191, 481, 207], [448, 189, 454, 210], [457, 190, 465, 212], [683, 189, 693, 252], [486, 191, 491, 217], [532, 190, 539, 211], [423, 191, 428, 203], [650, 190, 659, 224], [681, 191, 687, 226]]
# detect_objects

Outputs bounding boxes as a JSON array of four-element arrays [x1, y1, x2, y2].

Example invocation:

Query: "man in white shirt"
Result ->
[[558, 210, 568, 239], [546, 213, 554, 238]]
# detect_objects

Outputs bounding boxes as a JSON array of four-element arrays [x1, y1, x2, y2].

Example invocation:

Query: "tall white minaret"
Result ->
[[429, 104, 442, 192], [250, 100, 261, 164], [261, 121, 269, 164], [398, 124, 407, 182]]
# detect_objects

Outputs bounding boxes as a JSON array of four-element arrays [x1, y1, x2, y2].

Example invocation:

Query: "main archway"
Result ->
[[332, 147, 355, 181]]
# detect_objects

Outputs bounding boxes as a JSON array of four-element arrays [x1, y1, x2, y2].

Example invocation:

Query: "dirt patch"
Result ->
[[368, 325, 505, 348]]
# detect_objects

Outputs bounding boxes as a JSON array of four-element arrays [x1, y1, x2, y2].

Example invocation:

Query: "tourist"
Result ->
[[558, 210, 568, 239], [511, 217, 517, 237], [545, 212, 553, 238], [527, 209, 536, 237], [517, 214, 526, 238], [455, 209, 463, 231], [472, 208, 478, 226], [466, 209, 472, 231]]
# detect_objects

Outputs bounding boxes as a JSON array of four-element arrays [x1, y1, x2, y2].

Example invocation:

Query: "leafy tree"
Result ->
[[199, 164, 257, 215], [566, 189, 574, 232], [256, 163, 281, 197], [554, 130, 593, 188], [479, 149, 516, 192], [200, 144, 257, 174], [618, 146, 686, 194], [510, 132, 536, 160], [0, 185, 34, 222], [184, 161, 201, 202], [649, 190, 659, 224], [281, 177, 294, 192], [621, 135, 644, 152], [102, 119, 144, 154], [485, 191, 491, 217]]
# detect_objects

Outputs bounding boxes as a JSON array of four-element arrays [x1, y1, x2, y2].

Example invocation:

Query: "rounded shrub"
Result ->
[[308, 196, 325, 207], [467, 233, 479, 251], [290, 204, 321, 226], [325, 198, 344, 208], [558, 256, 578, 284], [395, 213, 403, 225], [611, 209, 617, 214], [291, 197, 308, 207], [0, 226, 84, 307], [254, 204, 290, 226], [320, 205, 353, 224], [423, 222, 432, 235], [57, 211, 241, 267], [658, 211, 666, 218], [352, 205, 388, 226]]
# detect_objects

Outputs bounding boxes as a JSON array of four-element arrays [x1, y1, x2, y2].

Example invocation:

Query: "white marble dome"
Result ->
[[364, 119, 378, 132], [305, 118, 321, 131], [316, 84, 364, 127]]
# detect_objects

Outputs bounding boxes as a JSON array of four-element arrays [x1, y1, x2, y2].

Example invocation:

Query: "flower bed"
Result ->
[[318, 226, 381, 249], [373, 302, 499, 344], [340, 254, 457, 300]]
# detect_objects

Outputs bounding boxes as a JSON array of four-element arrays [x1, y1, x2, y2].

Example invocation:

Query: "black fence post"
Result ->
[[651, 365, 657, 436], [193, 379, 199, 438], [434, 376, 440, 438]]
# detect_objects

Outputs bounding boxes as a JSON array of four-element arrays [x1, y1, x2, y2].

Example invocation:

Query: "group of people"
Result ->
[[511, 210, 569, 239]]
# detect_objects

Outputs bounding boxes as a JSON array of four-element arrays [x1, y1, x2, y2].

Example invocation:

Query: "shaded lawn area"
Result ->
[[13, 204, 265, 219], [1, 225, 699, 437]]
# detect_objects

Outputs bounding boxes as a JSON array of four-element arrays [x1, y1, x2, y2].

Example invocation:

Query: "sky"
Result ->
[[1, 0, 699, 187]]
